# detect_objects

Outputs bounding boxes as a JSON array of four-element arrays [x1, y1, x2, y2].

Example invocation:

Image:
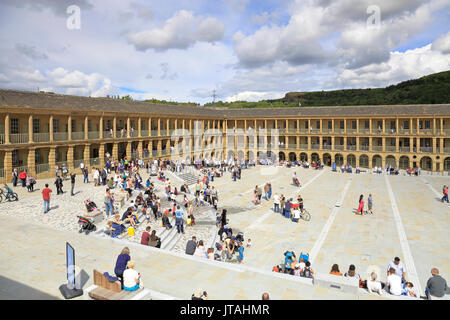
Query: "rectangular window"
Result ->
[[340, 120, 344, 129], [53, 119, 59, 132], [391, 121, 395, 129], [88, 120, 91, 132], [328, 121, 332, 129], [71, 120, 75, 132], [141, 120, 145, 130], [377, 121, 382, 129], [404, 120, 409, 129], [305, 121, 308, 129], [365, 120, 369, 129], [316, 121, 320, 129], [425, 120, 430, 129], [352, 120, 356, 129], [35, 149, 40, 164], [107, 120, 111, 130], [11, 118, 19, 134], [131, 120, 135, 129], [12, 150, 19, 166], [119, 120, 123, 129], [32, 119, 40, 134]]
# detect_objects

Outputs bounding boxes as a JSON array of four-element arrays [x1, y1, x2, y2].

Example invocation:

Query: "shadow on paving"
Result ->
[[0, 276, 59, 300]]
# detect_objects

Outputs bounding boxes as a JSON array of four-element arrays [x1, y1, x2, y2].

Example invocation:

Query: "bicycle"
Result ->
[[300, 208, 311, 221], [0, 189, 19, 202]]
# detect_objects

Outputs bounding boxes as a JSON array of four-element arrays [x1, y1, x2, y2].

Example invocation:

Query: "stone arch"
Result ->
[[323, 153, 332, 166], [347, 154, 356, 167], [444, 157, 450, 172], [372, 155, 382, 168], [279, 151, 286, 161], [359, 154, 369, 168], [420, 156, 432, 171], [335, 153, 344, 166], [237, 150, 244, 161], [299, 152, 308, 162], [227, 150, 235, 160], [386, 155, 396, 167], [399, 156, 409, 170], [288, 152, 296, 161], [311, 153, 320, 163]]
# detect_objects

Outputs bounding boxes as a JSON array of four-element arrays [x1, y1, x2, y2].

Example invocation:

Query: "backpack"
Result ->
[[302, 267, 312, 278]]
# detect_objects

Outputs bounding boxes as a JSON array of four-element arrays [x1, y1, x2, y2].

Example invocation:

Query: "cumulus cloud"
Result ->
[[431, 31, 450, 54], [127, 10, 225, 51], [334, 44, 450, 88], [227, 0, 250, 13], [45, 67, 113, 97]]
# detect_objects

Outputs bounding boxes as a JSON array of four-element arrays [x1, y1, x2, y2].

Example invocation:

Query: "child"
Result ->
[[237, 242, 244, 264], [187, 213, 195, 226], [143, 206, 151, 224], [402, 282, 418, 298], [246, 238, 252, 248]]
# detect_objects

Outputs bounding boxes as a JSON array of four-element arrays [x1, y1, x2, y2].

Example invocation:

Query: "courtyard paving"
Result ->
[[0, 165, 448, 299]]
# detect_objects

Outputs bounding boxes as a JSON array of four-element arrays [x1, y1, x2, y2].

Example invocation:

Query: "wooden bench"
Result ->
[[85, 269, 151, 300]]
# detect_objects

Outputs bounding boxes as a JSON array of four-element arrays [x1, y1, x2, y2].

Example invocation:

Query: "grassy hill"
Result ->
[[205, 70, 450, 108]]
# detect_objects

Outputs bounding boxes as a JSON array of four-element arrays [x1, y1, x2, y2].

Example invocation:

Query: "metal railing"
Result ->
[[322, 145, 331, 150], [347, 129, 357, 134], [385, 129, 397, 134], [53, 132, 68, 141], [372, 146, 383, 151], [334, 128, 344, 133], [12, 165, 28, 173], [358, 129, 370, 134], [152, 150, 158, 156], [385, 146, 396, 152], [129, 130, 138, 137], [73, 159, 85, 169], [10, 133, 29, 144], [35, 163, 50, 174], [311, 144, 320, 149], [0, 134, 5, 144], [33, 132, 50, 142], [0, 168, 4, 178], [90, 158, 100, 166], [347, 145, 356, 150], [334, 145, 344, 150], [400, 147, 410, 152], [141, 130, 149, 137], [72, 132, 85, 141], [287, 128, 297, 134], [443, 148, 450, 153], [359, 145, 369, 151], [88, 131, 99, 140], [151, 130, 159, 137], [322, 129, 332, 133], [103, 131, 114, 139], [420, 147, 433, 153]]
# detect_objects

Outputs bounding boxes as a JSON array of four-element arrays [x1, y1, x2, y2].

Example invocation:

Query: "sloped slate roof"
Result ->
[[0, 89, 449, 118]]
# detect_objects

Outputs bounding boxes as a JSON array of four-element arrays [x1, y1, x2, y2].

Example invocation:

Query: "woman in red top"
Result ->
[[356, 194, 364, 215], [19, 170, 27, 187]]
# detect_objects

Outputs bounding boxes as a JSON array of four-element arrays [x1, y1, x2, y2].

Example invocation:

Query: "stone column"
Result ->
[[356, 137, 360, 151], [27, 148, 36, 176], [319, 136, 323, 150], [127, 117, 131, 138], [83, 145, 90, 168], [138, 140, 143, 158], [343, 136, 347, 151], [382, 118, 385, 134], [4, 151, 12, 180], [148, 118, 152, 137], [28, 115, 33, 143], [166, 119, 170, 136], [409, 118, 413, 134], [67, 146, 75, 172], [396, 118, 399, 134], [158, 118, 161, 136], [343, 118, 347, 134], [307, 136, 311, 150], [68, 115, 72, 141], [331, 136, 335, 151], [409, 137, 413, 153], [138, 117, 142, 137], [4, 114, 10, 144], [99, 144, 105, 167], [157, 140, 162, 157], [369, 137, 372, 152], [49, 115, 54, 142], [49, 147, 57, 173], [84, 116, 89, 140], [440, 138, 444, 154], [113, 116, 117, 138], [382, 137, 386, 152], [369, 119, 372, 134], [126, 141, 132, 158], [112, 143, 118, 161], [416, 118, 420, 135], [99, 116, 103, 139], [432, 137, 436, 154], [395, 137, 399, 153], [440, 118, 444, 135]]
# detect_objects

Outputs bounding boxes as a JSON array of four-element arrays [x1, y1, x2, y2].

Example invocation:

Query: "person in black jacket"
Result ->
[[70, 172, 76, 196], [55, 176, 63, 195]]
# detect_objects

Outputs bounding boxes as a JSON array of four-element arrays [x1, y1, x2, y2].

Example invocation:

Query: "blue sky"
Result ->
[[0, 0, 449, 104]]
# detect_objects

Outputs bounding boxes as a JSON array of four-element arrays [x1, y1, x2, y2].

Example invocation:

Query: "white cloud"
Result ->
[[431, 31, 450, 54], [12, 70, 47, 82], [127, 10, 224, 51], [225, 91, 285, 102], [46, 67, 113, 97], [335, 44, 450, 88]]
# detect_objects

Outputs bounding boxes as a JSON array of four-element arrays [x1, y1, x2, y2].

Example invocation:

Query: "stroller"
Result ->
[[84, 199, 98, 213], [77, 216, 97, 235]]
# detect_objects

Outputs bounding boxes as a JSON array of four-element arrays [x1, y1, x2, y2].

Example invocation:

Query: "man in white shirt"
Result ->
[[123, 260, 141, 291], [292, 208, 301, 222], [273, 193, 280, 213], [386, 267, 402, 296], [387, 257, 406, 282]]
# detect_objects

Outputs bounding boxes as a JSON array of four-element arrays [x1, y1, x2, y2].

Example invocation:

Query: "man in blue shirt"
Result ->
[[174, 205, 185, 234]]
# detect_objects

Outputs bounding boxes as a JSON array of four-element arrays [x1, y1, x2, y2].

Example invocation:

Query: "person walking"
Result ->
[[104, 188, 113, 217], [367, 194, 373, 214], [42, 183, 52, 214], [12, 169, 18, 187], [19, 170, 27, 187], [174, 205, 185, 234], [70, 172, 76, 196], [83, 167, 89, 183], [441, 185, 449, 203], [55, 176, 63, 195], [273, 193, 280, 213], [356, 194, 364, 215]]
